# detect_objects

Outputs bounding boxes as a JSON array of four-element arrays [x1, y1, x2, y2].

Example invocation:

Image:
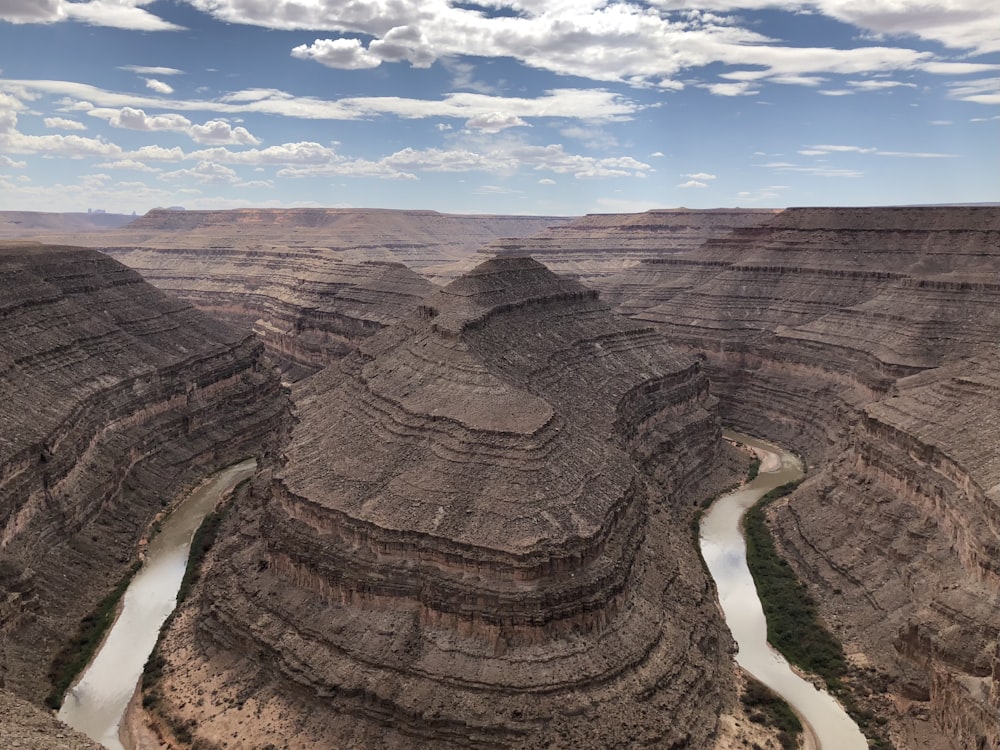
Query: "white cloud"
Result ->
[[678, 179, 708, 188], [160, 161, 241, 185], [181, 0, 972, 89], [465, 112, 529, 133], [2, 78, 644, 124], [98, 106, 261, 145], [684, 172, 716, 180], [97, 158, 161, 172], [44, 116, 87, 130], [799, 143, 957, 158], [1, 154, 27, 168], [0, 0, 64, 23], [701, 81, 760, 96], [650, 151, 665, 157], [145, 78, 175, 95], [539, 178, 556, 185], [848, 79, 917, 91], [60, 0, 182, 31], [119, 65, 184, 76], [948, 77, 1000, 105], [291, 38, 383, 70]]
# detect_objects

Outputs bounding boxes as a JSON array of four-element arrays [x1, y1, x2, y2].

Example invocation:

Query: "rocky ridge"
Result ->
[[0, 242, 288, 704], [146, 256, 740, 749], [521, 206, 999, 749]]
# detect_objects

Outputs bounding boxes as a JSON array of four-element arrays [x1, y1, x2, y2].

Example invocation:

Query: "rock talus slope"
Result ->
[[0, 242, 289, 703], [573, 206, 999, 749], [149, 257, 737, 749]]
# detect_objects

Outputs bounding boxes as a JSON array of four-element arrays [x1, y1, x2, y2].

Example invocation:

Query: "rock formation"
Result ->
[[514, 206, 999, 748], [30, 208, 569, 377], [0, 242, 288, 704], [0, 211, 134, 239], [146, 257, 742, 749], [482, 208, 778, 288]]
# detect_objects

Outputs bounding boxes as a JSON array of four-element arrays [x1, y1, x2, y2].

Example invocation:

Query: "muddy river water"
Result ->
[[58, 435, 865, 749], [700, 431, 867, 750], [57, 459, 256, 750]]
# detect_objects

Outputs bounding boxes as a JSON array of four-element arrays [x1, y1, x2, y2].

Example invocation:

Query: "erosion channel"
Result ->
[[700, 431, 867, 750], [57, 459, 257, 750]]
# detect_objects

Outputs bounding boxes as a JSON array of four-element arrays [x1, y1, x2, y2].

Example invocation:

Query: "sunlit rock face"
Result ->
[[0, 243, 289, 702], [151, 257, 736, 749], [566, 206, 1000, 748]]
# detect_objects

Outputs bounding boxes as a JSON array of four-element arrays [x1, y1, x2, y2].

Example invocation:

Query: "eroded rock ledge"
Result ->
[[150, 257, 736, 748], [0, 242, 289, 704]]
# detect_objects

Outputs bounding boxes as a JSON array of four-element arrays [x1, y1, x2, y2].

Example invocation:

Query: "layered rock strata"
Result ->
[[149, 257, 736, 748], [570, 206, 1000, 748], [41, 208, 569, 377], [102, 246, 436, 378], [482, 208, 778, 288], [0, 242, 288, 703]]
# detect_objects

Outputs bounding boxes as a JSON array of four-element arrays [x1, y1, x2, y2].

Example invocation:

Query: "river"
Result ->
[[699, 431, 867, 750], [57, 459, 257, 750]]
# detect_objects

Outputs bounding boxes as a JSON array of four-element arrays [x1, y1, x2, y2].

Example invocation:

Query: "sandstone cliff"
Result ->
[[147, 257, 740, 749], [0, 242, 289, 704], [534, 206, 999, 749]]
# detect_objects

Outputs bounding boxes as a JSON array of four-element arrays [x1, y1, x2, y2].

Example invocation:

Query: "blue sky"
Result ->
[[1, 0, 997, 215]]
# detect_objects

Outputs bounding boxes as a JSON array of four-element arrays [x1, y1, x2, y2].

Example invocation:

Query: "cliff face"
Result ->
[[548, 206, 999, 748], [58, 208, 569, 377], [149, 257, 737, 749], [0, 242, 289, 702]]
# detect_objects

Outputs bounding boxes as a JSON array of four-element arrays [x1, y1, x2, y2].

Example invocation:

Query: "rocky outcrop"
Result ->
[[559, 206, 1000, 748], [148, 257, 739, 749], [0, 242, 289, 703]]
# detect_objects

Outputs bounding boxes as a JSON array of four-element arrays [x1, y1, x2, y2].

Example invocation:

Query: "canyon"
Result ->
[[0, 242, 289, 721], [0, 205, 996, 749]]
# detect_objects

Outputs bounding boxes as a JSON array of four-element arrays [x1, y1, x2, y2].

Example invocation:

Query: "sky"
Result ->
[[0, 0, 997, 216]]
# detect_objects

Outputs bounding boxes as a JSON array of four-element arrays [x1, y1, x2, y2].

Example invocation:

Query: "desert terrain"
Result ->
[[0, 206, 996, 749]]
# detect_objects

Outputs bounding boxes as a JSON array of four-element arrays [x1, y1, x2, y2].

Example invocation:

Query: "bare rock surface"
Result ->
[[37, 208, 569, 377], [0, 242, 289, 706], [0, 688, 102, 749], [147, 256, 740, 749], [586, 206, 1000, 748]]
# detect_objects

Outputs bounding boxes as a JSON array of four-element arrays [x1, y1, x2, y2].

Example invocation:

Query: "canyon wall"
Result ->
[[0, 242, 289, 704], [482, 208, 778, 287], [147, 257, 743, 749], [45, 208, 569, 377], [510, 206, 999, 748]]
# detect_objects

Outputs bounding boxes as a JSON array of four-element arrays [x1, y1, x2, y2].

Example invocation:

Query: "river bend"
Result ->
[[699, 431, 867, 750], [58, 459, 256, 750]]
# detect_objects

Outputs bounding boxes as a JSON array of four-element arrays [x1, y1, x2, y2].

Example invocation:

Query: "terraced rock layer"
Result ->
[[0, 242, 288, 704], [572, 206, 1000, 748], [148, 257, 737, 749], [43, 208, 568, 377]]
